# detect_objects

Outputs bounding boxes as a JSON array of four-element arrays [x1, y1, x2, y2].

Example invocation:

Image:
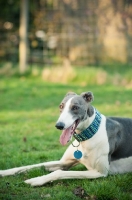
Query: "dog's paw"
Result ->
[[0, 167, 29, 176], [0, 170, 4, 177], [25, 176, 46, 186], [25, 170, 62, 186], [0, 169, 17, 176]]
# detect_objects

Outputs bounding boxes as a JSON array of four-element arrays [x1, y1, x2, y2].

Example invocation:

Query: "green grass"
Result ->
[[0, 77, 132, 200]]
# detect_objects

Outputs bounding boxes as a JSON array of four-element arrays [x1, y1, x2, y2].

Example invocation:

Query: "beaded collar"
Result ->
[[73, 109, 102, 142]]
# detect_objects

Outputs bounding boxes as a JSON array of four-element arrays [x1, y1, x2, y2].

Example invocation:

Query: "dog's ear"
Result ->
[[81, 91, 94, 103], [65, 92, 77, 97]]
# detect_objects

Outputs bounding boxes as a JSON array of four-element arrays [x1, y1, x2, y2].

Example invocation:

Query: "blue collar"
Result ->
[[73, 110, 102, 142]]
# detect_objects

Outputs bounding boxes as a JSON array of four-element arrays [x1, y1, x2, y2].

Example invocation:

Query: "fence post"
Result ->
[[19, 0, 29, 74]]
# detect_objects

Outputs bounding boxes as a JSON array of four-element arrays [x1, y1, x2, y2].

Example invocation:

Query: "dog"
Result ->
[[0, 91, 132, 186]]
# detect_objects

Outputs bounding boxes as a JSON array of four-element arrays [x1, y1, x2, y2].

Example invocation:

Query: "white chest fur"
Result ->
[[77, 115, 110, 171]]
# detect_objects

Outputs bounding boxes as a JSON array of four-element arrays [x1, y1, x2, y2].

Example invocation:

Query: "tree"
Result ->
[[19, 0, 29, 74]]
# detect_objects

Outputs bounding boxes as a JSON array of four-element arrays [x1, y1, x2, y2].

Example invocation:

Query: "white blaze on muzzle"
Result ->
[[56, 97, 79, 146], [56, 97, 75, 129]]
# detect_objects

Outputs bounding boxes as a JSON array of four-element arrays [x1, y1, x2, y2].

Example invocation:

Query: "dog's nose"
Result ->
[[55, 122, 65, 130]]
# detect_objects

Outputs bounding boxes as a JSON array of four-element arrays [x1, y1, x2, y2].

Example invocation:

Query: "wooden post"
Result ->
[[19, 0, 29, 74]]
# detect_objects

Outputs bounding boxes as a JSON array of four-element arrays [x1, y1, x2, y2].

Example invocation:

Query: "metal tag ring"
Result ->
[[72, 141, 80, 148]]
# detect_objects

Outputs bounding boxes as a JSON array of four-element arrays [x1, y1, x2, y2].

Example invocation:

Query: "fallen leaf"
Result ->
[[23, 137, 27, 142], [73, 186, 98, 199], [73, 186, 88, 199]]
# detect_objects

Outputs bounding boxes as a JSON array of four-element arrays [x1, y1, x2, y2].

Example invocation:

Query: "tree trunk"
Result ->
[[19, 0, 29, 74]]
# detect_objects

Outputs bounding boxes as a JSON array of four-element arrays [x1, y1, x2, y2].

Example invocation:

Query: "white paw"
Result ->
[[25, 176, 46, 186], [0, 169, 17, 176], [0, 170, 5, 177], [0, 167, 29, 176]]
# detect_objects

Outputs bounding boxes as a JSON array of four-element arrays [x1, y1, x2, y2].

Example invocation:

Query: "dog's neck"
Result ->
[[74, 108, 102, 142]]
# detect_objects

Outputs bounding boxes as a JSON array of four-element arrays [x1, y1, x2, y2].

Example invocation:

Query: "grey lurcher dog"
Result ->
[[0, 91, 132, 186]]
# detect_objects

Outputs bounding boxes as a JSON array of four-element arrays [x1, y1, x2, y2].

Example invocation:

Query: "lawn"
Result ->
[[0, 76, 132, 200]]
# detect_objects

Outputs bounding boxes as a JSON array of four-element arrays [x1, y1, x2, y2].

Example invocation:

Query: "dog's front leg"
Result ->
[[0, 163, 45, 177], [0, 161, 63, 177], [25, 169, 107, 187], [0, 143, 78, 177], [0, 159, 77, 177]]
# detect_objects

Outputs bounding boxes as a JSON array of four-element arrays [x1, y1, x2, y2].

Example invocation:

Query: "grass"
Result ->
[[0, 76, 132, 200], [1, 62, 132, 87]]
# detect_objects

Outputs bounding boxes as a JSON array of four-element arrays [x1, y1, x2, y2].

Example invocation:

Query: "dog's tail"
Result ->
[[109, 157, 132, 174]]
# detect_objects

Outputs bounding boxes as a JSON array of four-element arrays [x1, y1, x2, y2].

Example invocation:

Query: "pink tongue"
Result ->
[[60, 125, 73, 146]]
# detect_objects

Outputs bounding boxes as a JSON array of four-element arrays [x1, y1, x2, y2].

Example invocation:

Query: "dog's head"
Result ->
[[55, 91, 94, 145]]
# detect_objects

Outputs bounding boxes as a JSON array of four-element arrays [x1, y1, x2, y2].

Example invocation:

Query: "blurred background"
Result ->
[[0, 0, 132, 85], [1, 1, 132, 199]]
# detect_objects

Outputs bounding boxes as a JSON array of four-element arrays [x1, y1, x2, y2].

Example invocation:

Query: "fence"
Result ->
[[0, 0, 132, 66]]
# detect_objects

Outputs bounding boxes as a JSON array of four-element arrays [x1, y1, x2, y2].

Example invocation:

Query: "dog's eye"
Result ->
[[59, 104, 64, 110], [72, 105, 79, 111]]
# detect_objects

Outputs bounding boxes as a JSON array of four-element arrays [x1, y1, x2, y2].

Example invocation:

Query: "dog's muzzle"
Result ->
[[55, 122, 65, 130]]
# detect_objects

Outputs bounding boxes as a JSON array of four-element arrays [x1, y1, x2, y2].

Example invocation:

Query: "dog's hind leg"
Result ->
[[109, 156, 132, 174]]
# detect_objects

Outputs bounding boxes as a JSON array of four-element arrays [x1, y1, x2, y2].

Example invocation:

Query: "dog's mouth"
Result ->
[[60, 119, 80, 146]]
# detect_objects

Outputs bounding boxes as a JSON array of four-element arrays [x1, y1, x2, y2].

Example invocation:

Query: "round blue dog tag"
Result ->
[[74, 150, 82, 159]]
